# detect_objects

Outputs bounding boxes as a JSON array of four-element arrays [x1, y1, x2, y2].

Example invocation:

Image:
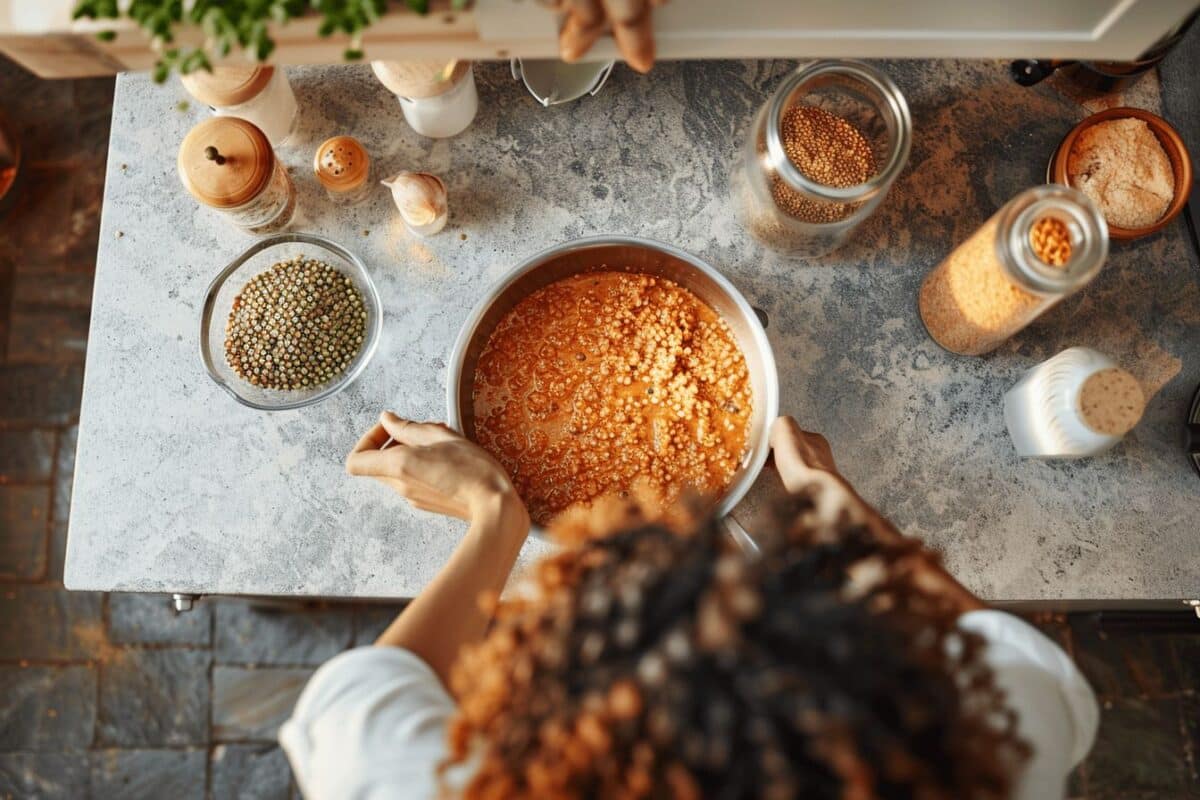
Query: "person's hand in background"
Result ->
[[769, 416, 841, 489], [769, 416, 984, 612], [550, 0, 667, 74]]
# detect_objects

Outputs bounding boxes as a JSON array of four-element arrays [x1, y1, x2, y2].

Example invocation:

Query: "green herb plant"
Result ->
[[73, 0, 466, 82]]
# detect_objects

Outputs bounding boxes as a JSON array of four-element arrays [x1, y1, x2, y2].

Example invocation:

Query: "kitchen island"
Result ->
[[66, 60, 1200, 604]]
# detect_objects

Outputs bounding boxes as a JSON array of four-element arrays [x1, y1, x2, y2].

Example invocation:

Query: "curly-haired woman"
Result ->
[[280, 412, 1097, 799]]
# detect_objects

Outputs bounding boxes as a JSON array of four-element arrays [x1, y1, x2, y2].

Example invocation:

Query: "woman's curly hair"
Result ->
[[441, 489, 1030, 799]]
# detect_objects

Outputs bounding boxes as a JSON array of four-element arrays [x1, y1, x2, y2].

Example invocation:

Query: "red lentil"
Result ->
[[473, 272, 753, 525]]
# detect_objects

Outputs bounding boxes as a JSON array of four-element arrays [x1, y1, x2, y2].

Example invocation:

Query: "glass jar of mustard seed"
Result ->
[[314, 135, 372, 205], [918, 185, 1108, 356], [733, 60, 912, 258], [178, 117, 296, 234], [180, 65, 299, 147]]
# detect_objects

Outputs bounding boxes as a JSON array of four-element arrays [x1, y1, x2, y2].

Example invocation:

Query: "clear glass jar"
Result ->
[[233, 160, 297, 233], [178, 117, 297, 234], [734, 60, 911, 257], [1003, 347, 1145, 458], [918, 185, 1108, 356]]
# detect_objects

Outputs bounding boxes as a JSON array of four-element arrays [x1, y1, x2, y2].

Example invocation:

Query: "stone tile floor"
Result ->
[[0, 56, 1197, 799]]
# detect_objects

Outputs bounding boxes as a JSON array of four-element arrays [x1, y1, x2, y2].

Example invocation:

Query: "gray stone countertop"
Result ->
[[66, 60, 1200, 602]]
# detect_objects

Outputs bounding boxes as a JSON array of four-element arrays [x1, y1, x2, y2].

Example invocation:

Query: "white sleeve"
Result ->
[[959, 610, 1099, 800], [279, 646, 467, 800]]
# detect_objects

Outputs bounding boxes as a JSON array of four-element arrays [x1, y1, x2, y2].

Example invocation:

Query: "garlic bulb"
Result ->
[[381, 171, 448, 236]]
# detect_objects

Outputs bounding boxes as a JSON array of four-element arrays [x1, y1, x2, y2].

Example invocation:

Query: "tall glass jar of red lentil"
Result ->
[[733, 60, 912, 258], [918, 185, 1108, 356]]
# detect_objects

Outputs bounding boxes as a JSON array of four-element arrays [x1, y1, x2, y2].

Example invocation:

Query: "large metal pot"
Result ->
[[446, 235, 779, 538]]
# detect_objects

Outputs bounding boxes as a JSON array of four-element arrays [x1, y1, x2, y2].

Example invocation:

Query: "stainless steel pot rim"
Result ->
[[446, 234, 779, 529]]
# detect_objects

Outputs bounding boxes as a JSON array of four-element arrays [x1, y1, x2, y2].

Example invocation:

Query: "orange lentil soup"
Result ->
[[472, 271, 753, 525]]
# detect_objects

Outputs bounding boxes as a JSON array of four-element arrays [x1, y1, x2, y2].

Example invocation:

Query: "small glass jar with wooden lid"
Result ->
[[313, 136, 372, 205], [178, 117, 296, 234], [918, 185, 1108, 356], [371, 60, 478, 139], [181, 65, 298, 147]]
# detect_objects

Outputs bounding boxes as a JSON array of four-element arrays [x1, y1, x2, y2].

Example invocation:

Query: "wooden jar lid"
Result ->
[[177, 117, 274, 208], [370, 60, 468, 99], [314, 135, 370, 192], [1078, 367, 1146, 436], [181, 65, 274, 107]]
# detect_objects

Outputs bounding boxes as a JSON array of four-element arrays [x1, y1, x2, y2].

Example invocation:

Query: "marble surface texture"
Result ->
[[67, 60, 1200, 601]]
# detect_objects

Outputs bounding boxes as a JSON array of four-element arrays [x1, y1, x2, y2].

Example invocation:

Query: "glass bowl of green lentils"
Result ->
[[200, 232, 383, 411]]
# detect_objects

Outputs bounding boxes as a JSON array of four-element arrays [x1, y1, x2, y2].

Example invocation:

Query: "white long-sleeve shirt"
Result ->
[[280, 609, 1098, 800]]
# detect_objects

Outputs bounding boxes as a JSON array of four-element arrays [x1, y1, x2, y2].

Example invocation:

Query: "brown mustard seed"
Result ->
[[770, 105, 875, 225], [1029, 217, 1072, 268], [223, 256, 367, 391]]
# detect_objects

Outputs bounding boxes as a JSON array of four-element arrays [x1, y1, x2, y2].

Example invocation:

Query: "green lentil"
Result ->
[[223, 256, 367, 391]]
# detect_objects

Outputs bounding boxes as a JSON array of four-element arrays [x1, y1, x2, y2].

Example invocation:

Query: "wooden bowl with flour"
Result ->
[[1049, 107, 1191, 241]]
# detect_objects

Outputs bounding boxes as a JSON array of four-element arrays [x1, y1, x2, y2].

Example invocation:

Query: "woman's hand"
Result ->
[[770, 416, 901, 543], [769, 416, 841, 491], [770, 416, 900, 542], [769, 416, 984, 611], [769, 416, 876, 535], [346, 412, 527, 526], [550, 0, 665, 74], [351, 413, 533, 680]]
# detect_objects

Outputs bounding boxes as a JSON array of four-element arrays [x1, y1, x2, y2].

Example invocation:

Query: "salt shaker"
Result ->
[[371, 60, 478, 138], [1003, 347, 1146, 458], [313, 136, 372, 205], [181, 65, 298, 147], [919, 185, 1109, 356], [177, 117, 296, 234]]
